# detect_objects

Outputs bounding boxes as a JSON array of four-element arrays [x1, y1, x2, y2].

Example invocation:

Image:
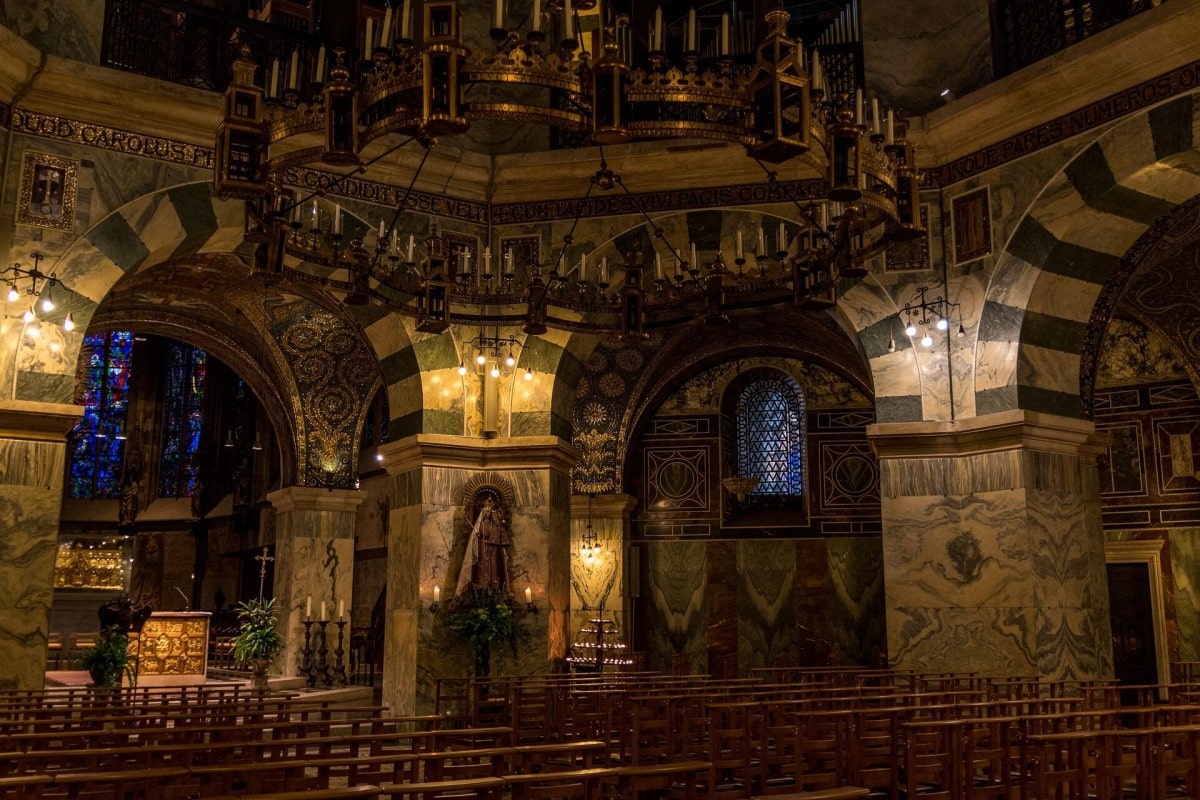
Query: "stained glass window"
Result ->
[[736, 376, 805, 495], [68, 332, 134, 499], [159, 342, 207, 497]]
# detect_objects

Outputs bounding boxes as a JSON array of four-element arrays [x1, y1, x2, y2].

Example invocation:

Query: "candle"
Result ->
[[269, 59, 280, 97], [504, 249, 514, 273], [562, 0, 572, 38], [758, 226, 766, 254], [378, 220, 386, 239], [365, 18, 374, 54], [778, 222, 786, 252], [306, 596, 312, 619], [493, 0, 504, 30], [288, 50, 299, 90], [871, 97, 881, 135], [690, 242, 697, 266], [532, 0, 541, 32], [338, 599, 345, 620], [407, 234, 415, 262], [333, 204, 342, 235], [886, 111, 895, 145], [525, 587, 532, 604], [600, 257, 608, 284], [812, 51, 823, 93], [655, 252, 662, 279], [736, 230, 743, 258], [855, 88, 863, 126], [310, 199, 318, 226], [654, 7, 663, 50], [433, 585, 441, 602], [720, 13, 729, 56], [391, 228, 399, 254], [315, 46, 326, 83], [320, 601, 327, 621], [687, 8, 696, 51], [382, 7, 394, 47], [402, 0, 411, 39], [580, 251, 587, 280]]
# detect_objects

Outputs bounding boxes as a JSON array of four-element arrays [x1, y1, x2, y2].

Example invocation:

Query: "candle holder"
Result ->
[[300, 619, 317, 689], [333, 620, 349, 687], [316, 620, 332, 688]]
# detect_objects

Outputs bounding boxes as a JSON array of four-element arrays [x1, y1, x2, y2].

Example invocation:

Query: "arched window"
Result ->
[[68, 332, 134, 499], [735, 375, 805, 496], [159, 341, 207, 497]]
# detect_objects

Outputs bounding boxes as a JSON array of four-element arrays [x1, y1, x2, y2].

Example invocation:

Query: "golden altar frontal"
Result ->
[[129, 612, 211, 686]]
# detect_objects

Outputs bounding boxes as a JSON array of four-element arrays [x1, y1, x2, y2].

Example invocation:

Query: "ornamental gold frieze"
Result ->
[[9, 109, 213, 169], [130, 617, 209, 676], [465, 103, 588, 132], [491, 178, 825, 224], [268, 102, 325, 143], [625, 120, 753, 146], [282, 165, 490, 223], [54, 545, 125, 591], [464, 50, 583, 93], [625, 67, 748, 107]]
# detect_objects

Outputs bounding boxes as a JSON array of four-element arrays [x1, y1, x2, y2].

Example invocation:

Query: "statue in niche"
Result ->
[[455, 492, 513, 595], [118, 477, 140, 536]]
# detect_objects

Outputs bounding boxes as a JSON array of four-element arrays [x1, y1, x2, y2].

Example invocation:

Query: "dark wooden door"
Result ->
[[1107, 562, 1159, 689]]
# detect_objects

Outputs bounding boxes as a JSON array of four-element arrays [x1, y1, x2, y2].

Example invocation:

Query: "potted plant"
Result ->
[[78, 625, 132, 688], [231, 597, 285, 690], [444, 585, 529, 678]]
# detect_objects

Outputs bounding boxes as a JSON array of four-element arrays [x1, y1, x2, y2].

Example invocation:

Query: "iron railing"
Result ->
[[991, 0, 1165, 78]]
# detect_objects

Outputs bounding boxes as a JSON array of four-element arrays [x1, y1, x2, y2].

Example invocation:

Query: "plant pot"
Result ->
[[250, 658, 271, 691]]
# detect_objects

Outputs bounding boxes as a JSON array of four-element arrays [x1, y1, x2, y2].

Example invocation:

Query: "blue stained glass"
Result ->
[[159, 342, 207, 497], [736, 377, 805, 496], [68, 332, 133, 499]]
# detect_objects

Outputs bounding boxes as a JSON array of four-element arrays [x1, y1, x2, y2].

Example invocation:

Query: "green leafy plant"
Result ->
[[231, 597, 285, 667], [443, 585, 529, 677], [78, 625, 132, 688]]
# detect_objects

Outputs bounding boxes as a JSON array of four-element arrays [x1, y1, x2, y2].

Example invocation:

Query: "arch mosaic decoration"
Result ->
[[975, 92, 1200, 419]]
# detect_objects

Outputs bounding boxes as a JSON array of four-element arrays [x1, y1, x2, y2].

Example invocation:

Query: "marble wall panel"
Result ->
[[644, 540, 707, 673], [887, 606, 1037, 675], [1036, 607, 1114, 681], [706, 541, 738, 671], [1027, 486, 1109, 614], [275, 535, 355, 678], [0, 0, 104, 65], [738, 540, 798, 672], [827, 537, 888, 665], [1169, 529, 1200, 662]]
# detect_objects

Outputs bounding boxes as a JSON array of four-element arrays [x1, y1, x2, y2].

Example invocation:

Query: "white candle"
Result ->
[[310, 199, 318, 226], [599, 256, 607, 284], [812, 51, 823, 92], [306, 596, 312, 619], [871, 97, 881, 135], [655, 252, 662, 279], [690, 242, 697, 266], [365, 17, 375, 53], [493, 0, 504, 29], [433, 585, 441, 602], [320, 601, 327, 621], [391, 228, 399, 254], [382, 7, 393, 47], [736, 230, 743, 258], [402, 0, 412, 39], [855, 88, 863, 125], [653, 7, 663, 50], [407, 234, 415, 262], [484, 246, 493, 274], [886, 111, 895, 145], [758, 226, 766, 254], [687, 8, 696, 51], [378, 220, 386, 239], [315, 46, 326, 83], [269, 59, 280, 97], [562, 0, 572, 38], [288, 50, 299, 90], [338, 599, 345, 620], [505, 249, 514, 272], [532, 0, 541, 32], [580, 252, 587, 280], [720, 13, 729, 55], [525, 587, 532, 604], [778, 222, 786, 252], [333, 204, 342, 235]]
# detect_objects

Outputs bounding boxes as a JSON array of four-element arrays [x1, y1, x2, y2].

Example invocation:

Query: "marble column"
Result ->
[[868, 410, 1114, 680], [267, 487, 363, 679], [0, 400, 82, 689], [569, 493, 635, 660], [377, 434, 579, 716]]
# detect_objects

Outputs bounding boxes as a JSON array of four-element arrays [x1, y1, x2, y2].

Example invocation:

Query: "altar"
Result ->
[[129, 611, 211, 686]]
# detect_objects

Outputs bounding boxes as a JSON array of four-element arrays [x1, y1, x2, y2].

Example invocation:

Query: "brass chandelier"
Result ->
[[213, 1, 924, 335]]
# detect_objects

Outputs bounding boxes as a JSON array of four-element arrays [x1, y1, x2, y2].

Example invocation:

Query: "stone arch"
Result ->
[[36, 181, 384, 487], [975, 92, 1200, 418]]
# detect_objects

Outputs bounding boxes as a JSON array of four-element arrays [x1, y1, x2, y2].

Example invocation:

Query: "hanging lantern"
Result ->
[[416, 227, 452, 333], [215, 45, 267, 200], [746, 10, 811, 164], [619, 251, 647, 339], [421, 0, 469, 137], [891, 138, 925, 242], [524, 267, 549, 335], [827, 103, 863, 202], [592, 25, 630, 146], [322, 49, 360, 167]]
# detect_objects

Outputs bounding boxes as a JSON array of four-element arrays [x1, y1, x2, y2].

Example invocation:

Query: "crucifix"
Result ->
[[255, 546, 274, 600]]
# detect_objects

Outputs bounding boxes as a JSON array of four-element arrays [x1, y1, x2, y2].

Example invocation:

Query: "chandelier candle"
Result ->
[[382, 6, 393, 46], [315, 46, 325, 82], [687, 8, 697, 52], [532, 0, 541, 32], [288, 50, 299, 90], [653, 7, 662, 50], [365, 17, 374, 54]]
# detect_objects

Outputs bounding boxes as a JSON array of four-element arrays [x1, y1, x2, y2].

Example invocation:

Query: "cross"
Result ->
[[255, 546, 274, 600]]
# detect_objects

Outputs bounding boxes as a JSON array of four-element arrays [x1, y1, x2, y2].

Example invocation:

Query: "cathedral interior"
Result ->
[[2, 0, 1200, 714]]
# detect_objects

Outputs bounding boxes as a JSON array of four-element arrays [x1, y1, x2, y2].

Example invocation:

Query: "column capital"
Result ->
[[0, 400, 83, 441], [867, 409, 1105, 459], [571, 493, 638, 516], [267, 485, 365, 514], [377, 434, 581, 475]]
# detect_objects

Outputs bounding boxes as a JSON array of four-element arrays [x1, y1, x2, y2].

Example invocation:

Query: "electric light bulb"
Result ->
[[375, 453, 384, 463], [957, 323, 966, 338], [523, 368, 533, 381], [505, 353, 516, 368], [936, 316, 948, 331], [904, 322, 917, 337], [475, 352, 486, 365], [6, 286, 17, 303], [41, 295, 55, 313], [489, 363, 500, 379], [457, 362, 467, 376], [921, 333, 933, 347], [63, 312, 75, 332], [22, 307, 34, 324]]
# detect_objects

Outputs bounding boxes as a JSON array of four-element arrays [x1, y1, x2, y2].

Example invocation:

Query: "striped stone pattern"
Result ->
[[975, 93, 1200, 419]]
